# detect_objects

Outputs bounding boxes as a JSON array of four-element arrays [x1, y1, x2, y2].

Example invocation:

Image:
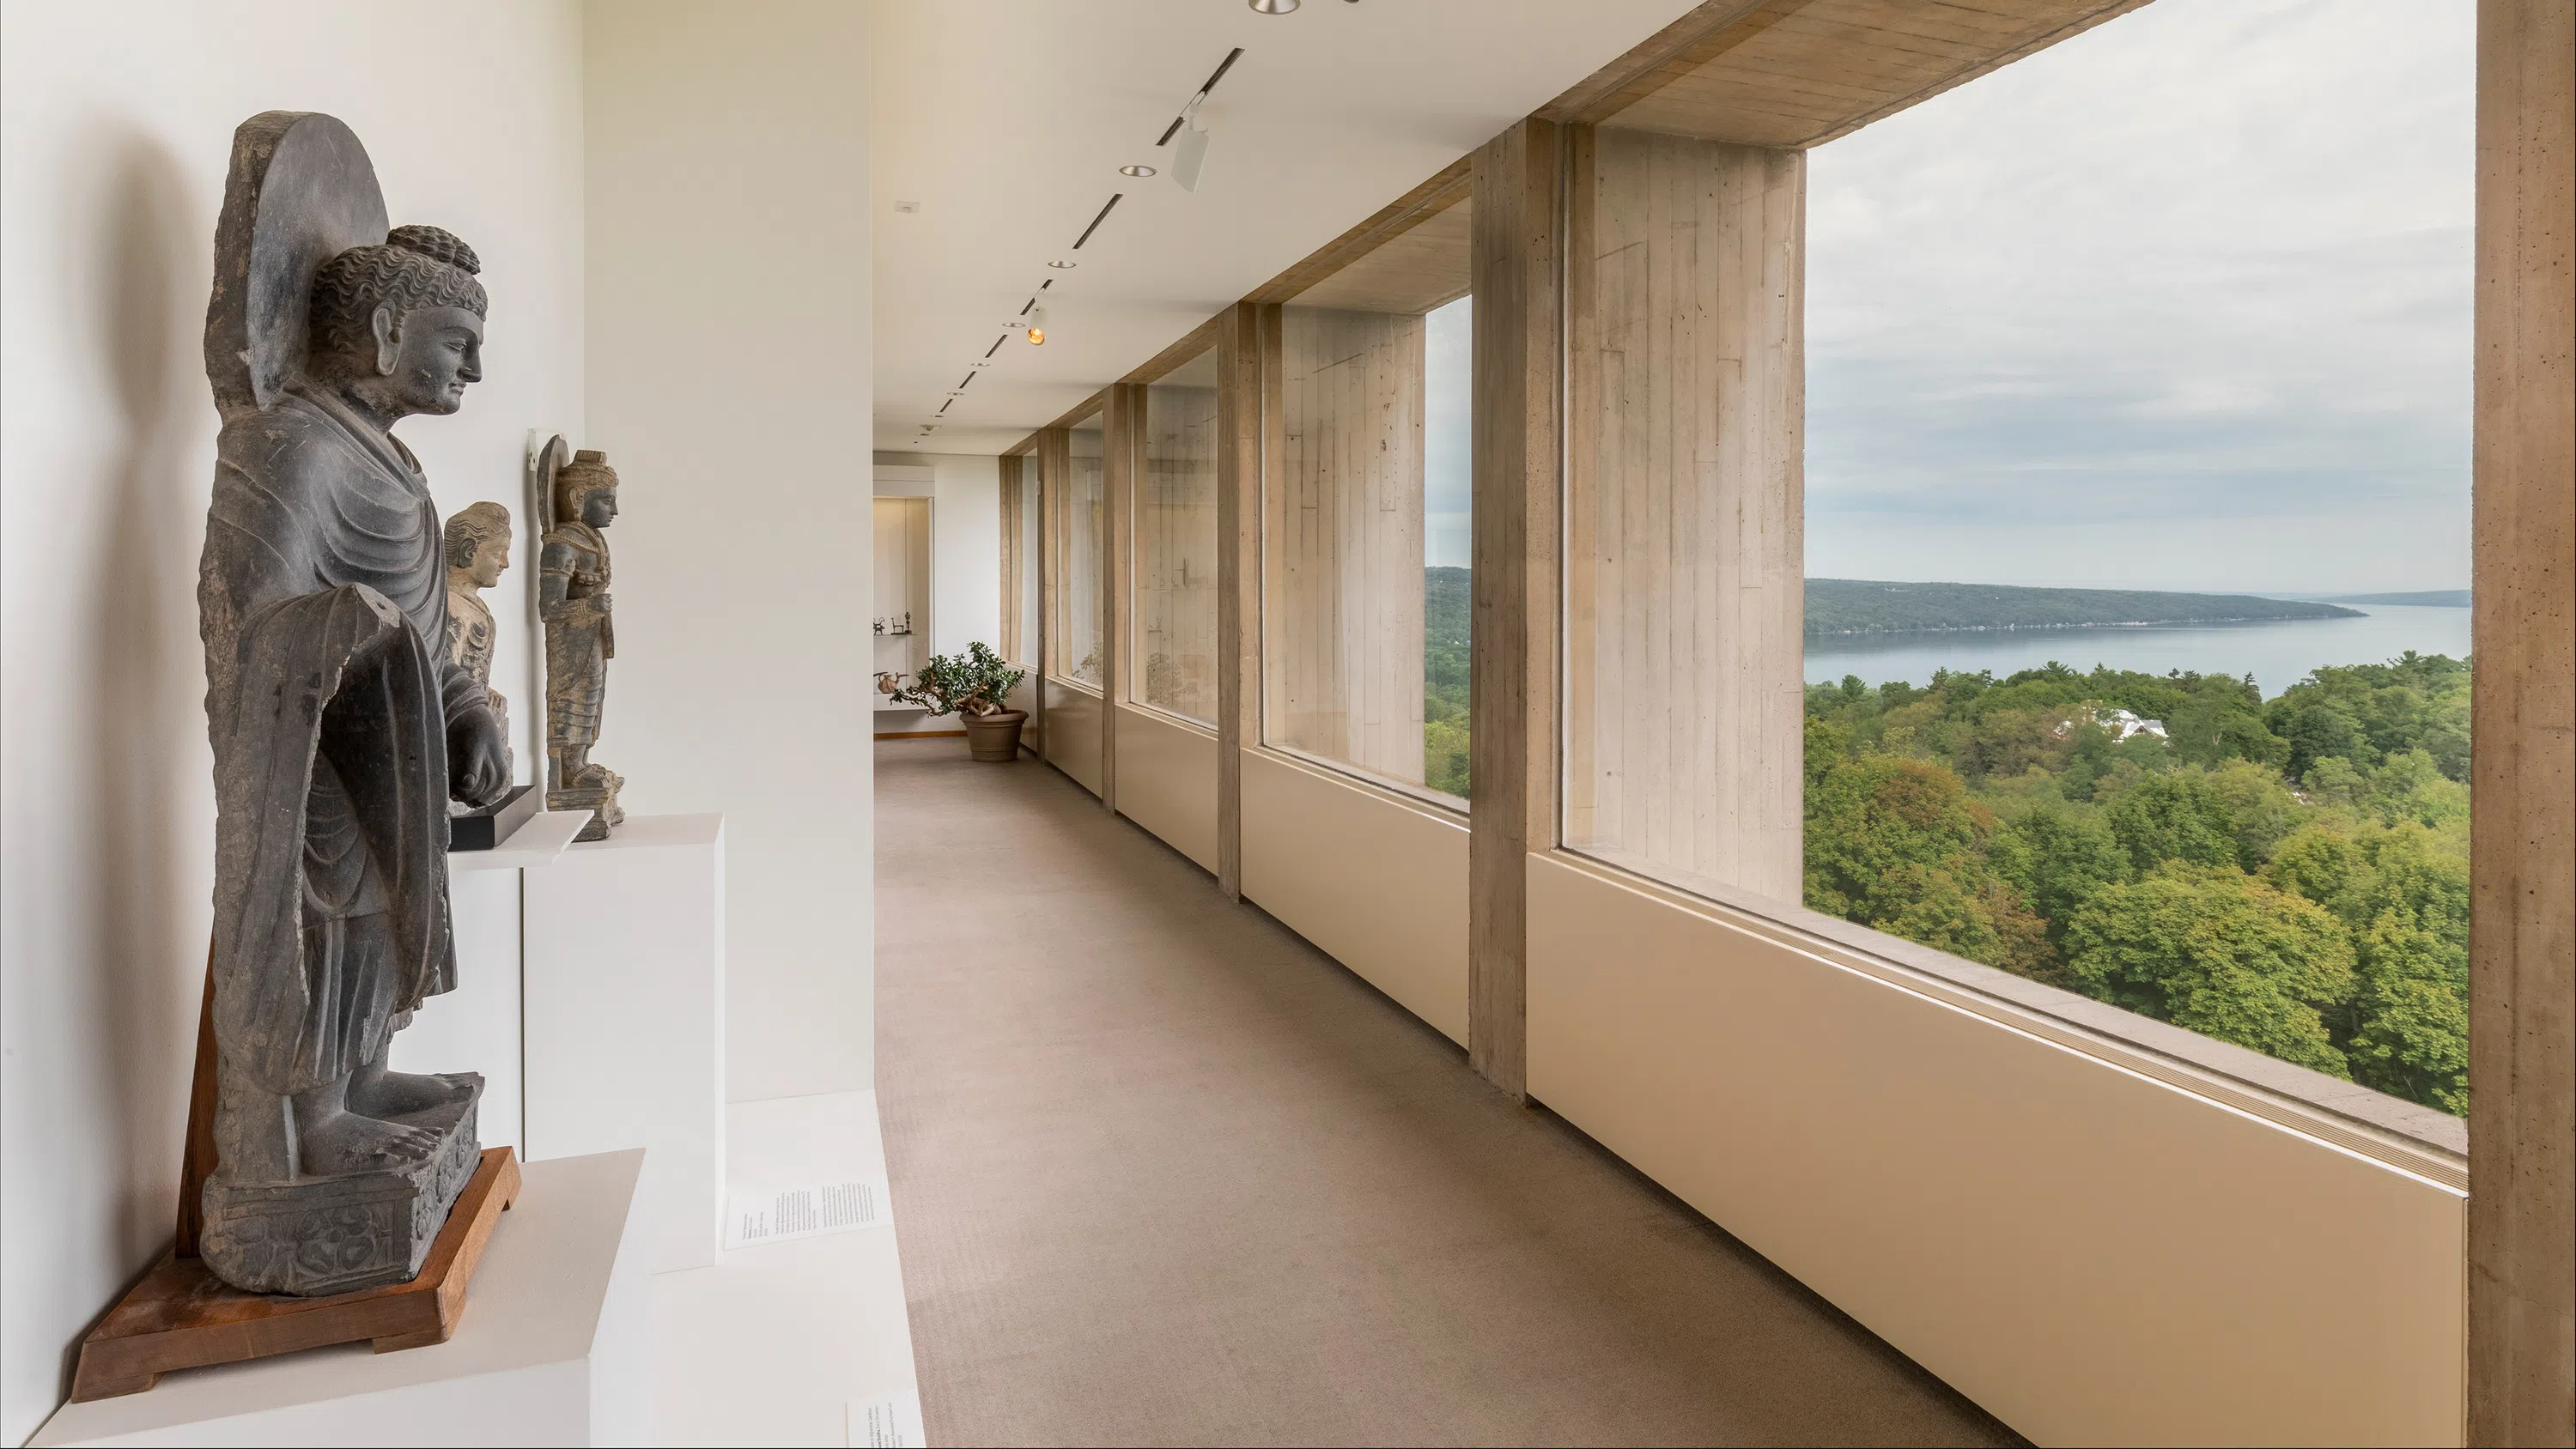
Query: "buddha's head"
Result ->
[[308, 224, 487, 417], [556, 450, 620, 531], [443, 501, 513, 590]]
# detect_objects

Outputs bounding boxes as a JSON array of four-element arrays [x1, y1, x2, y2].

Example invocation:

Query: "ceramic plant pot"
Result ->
[[963, 708, 1028, 762]]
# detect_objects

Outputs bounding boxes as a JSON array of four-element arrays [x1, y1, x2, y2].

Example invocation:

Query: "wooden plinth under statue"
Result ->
[[69, 969, 519, 1403]]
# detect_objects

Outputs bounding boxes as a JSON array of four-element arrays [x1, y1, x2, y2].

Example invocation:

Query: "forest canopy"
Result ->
[[1425, 567, 1470, 797], [1803, 652, 2470, 1114]]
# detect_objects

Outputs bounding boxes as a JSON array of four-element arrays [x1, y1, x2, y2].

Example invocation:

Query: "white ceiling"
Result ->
[[869, 0, 1698, 455]]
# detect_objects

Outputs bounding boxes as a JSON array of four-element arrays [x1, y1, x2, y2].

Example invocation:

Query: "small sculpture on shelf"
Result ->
[[442, 501, 515, 793], [193, 112, 500, 1295], [540, 448, 624, 840]]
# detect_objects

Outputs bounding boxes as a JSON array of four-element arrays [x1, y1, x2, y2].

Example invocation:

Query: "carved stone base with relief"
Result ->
[[200, 1082, 483, 1296]]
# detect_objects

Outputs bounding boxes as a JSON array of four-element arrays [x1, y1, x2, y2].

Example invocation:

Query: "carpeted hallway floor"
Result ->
[[874, 737, 2019, 1448]]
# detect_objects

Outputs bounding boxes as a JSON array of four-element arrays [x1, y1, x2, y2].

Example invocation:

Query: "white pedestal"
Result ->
[[523, 814, 726, 1275], [650, 1094, 921, 1446], [396, 811, 591, 1154], [32, 1151, 650, 1448]]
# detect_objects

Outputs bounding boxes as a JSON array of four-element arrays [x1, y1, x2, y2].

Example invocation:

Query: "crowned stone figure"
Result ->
[[442, 500, 514, 796], [541, 450, 624, 841], [196, 112, 503, 1294]]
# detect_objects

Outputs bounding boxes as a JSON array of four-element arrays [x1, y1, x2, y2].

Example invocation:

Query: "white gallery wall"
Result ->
[[0, 2, 586, 1440], [872, 451, 1003, 737], [585, 0, 875, 1104]]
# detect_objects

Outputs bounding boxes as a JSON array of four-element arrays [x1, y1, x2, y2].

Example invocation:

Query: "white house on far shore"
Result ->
[[2053, 705, 2170, 743]]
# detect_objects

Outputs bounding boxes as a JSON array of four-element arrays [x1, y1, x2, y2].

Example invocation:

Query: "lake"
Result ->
[[1804, 604, 2473, 698]]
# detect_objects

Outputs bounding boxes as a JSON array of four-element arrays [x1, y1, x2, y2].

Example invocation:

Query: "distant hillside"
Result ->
[[2293, 590, 2471, 608], [1807, 579, 2362, 637]]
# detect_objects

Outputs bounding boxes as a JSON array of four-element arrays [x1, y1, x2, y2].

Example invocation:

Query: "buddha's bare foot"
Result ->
[[297, 1110, 445, 1176], [348, 1068, 476, 1120]]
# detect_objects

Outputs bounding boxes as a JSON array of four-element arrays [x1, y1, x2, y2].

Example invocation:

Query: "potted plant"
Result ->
[[890, 641, 1030, 761]]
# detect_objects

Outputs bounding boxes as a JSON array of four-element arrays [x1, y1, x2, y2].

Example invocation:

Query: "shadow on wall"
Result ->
[[72, 128, 210, 1389]]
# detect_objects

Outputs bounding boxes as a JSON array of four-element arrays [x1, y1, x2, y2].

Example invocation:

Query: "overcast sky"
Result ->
[[1804, 0, 2475, 594], [1425, 296, 1473, 567]]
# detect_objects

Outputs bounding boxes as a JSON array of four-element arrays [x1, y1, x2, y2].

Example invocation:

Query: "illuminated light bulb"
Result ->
[[1026, 327, 1045, 345]]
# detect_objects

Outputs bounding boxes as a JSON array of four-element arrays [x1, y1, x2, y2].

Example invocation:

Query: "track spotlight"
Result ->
[[1174, 102, 1210, 193], [1026, 306, 1048, 346]]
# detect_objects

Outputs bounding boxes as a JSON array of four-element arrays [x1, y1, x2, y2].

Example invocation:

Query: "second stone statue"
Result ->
[[442, 500, 514, 786], [542, 449, 625, 840]]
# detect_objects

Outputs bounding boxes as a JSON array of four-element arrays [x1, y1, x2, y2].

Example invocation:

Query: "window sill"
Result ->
[[1118, 699, 1219, 739], [1551, 844, 2468, 1182], [1253, 743, 1469, 823]]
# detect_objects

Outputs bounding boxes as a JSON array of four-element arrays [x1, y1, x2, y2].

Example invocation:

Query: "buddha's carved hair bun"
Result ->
[[387, 224, 481, 276]]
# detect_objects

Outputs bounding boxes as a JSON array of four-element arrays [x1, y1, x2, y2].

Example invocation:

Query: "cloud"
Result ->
[[1805, 0, 2474, 593]]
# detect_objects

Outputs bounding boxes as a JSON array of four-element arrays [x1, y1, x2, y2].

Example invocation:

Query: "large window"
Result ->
[[1138, 351, 1219, 724], [1053, 414, 1105, 688], [1563, 1, 2476, 1117], [1264, 196, 1473, 802]]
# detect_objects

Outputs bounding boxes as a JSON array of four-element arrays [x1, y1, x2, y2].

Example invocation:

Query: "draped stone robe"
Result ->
[[542, 519, 612, 757], [199, 384, 489, 1098]]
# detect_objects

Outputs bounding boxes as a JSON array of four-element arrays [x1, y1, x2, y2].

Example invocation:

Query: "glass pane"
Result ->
[[1264, 195, 1473, 803], [1794, 1, 2473, 1113], [1055, 415, 1105, 688], [1017, 460, 1042, 668], [1423, 297, 1472, 797], [1139, 351, 1220, 723]]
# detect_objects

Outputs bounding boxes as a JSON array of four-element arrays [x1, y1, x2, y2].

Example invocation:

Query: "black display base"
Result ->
[[448, 783, 540, 852]]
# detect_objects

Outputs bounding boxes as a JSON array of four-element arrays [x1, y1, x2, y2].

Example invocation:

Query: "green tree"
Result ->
[[2063, 864, 2356, 1076], [2302, 755, 2372, 813], [1988, 802, 2129, 953], [1804, 714, 1854, 791], [2369, 749, 2470, 830], [1802, 754, 2049, 979], [2281, 701, 2366, 777], [2202, 759, 2304, 867], [2262, 824, 2376, 925], [2163, 675, 2289, 770], [2102, 770, 2239, 872], [2348, 906, 2468, 1113], [2343, 826, 2470, 1110], [1421, 567, 1471, 796]]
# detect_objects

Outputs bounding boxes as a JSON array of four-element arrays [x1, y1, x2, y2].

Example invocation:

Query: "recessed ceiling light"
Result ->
[[1121, 165, 1157, 179], [1048, 260, 1076, 269], [1249, 0, 1298, 11], [972, 359, 992, 367]]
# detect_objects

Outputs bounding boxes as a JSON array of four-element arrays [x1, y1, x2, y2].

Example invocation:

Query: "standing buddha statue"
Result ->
[[194, 112, 501, 1295], [541, 450, 624, 840]]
